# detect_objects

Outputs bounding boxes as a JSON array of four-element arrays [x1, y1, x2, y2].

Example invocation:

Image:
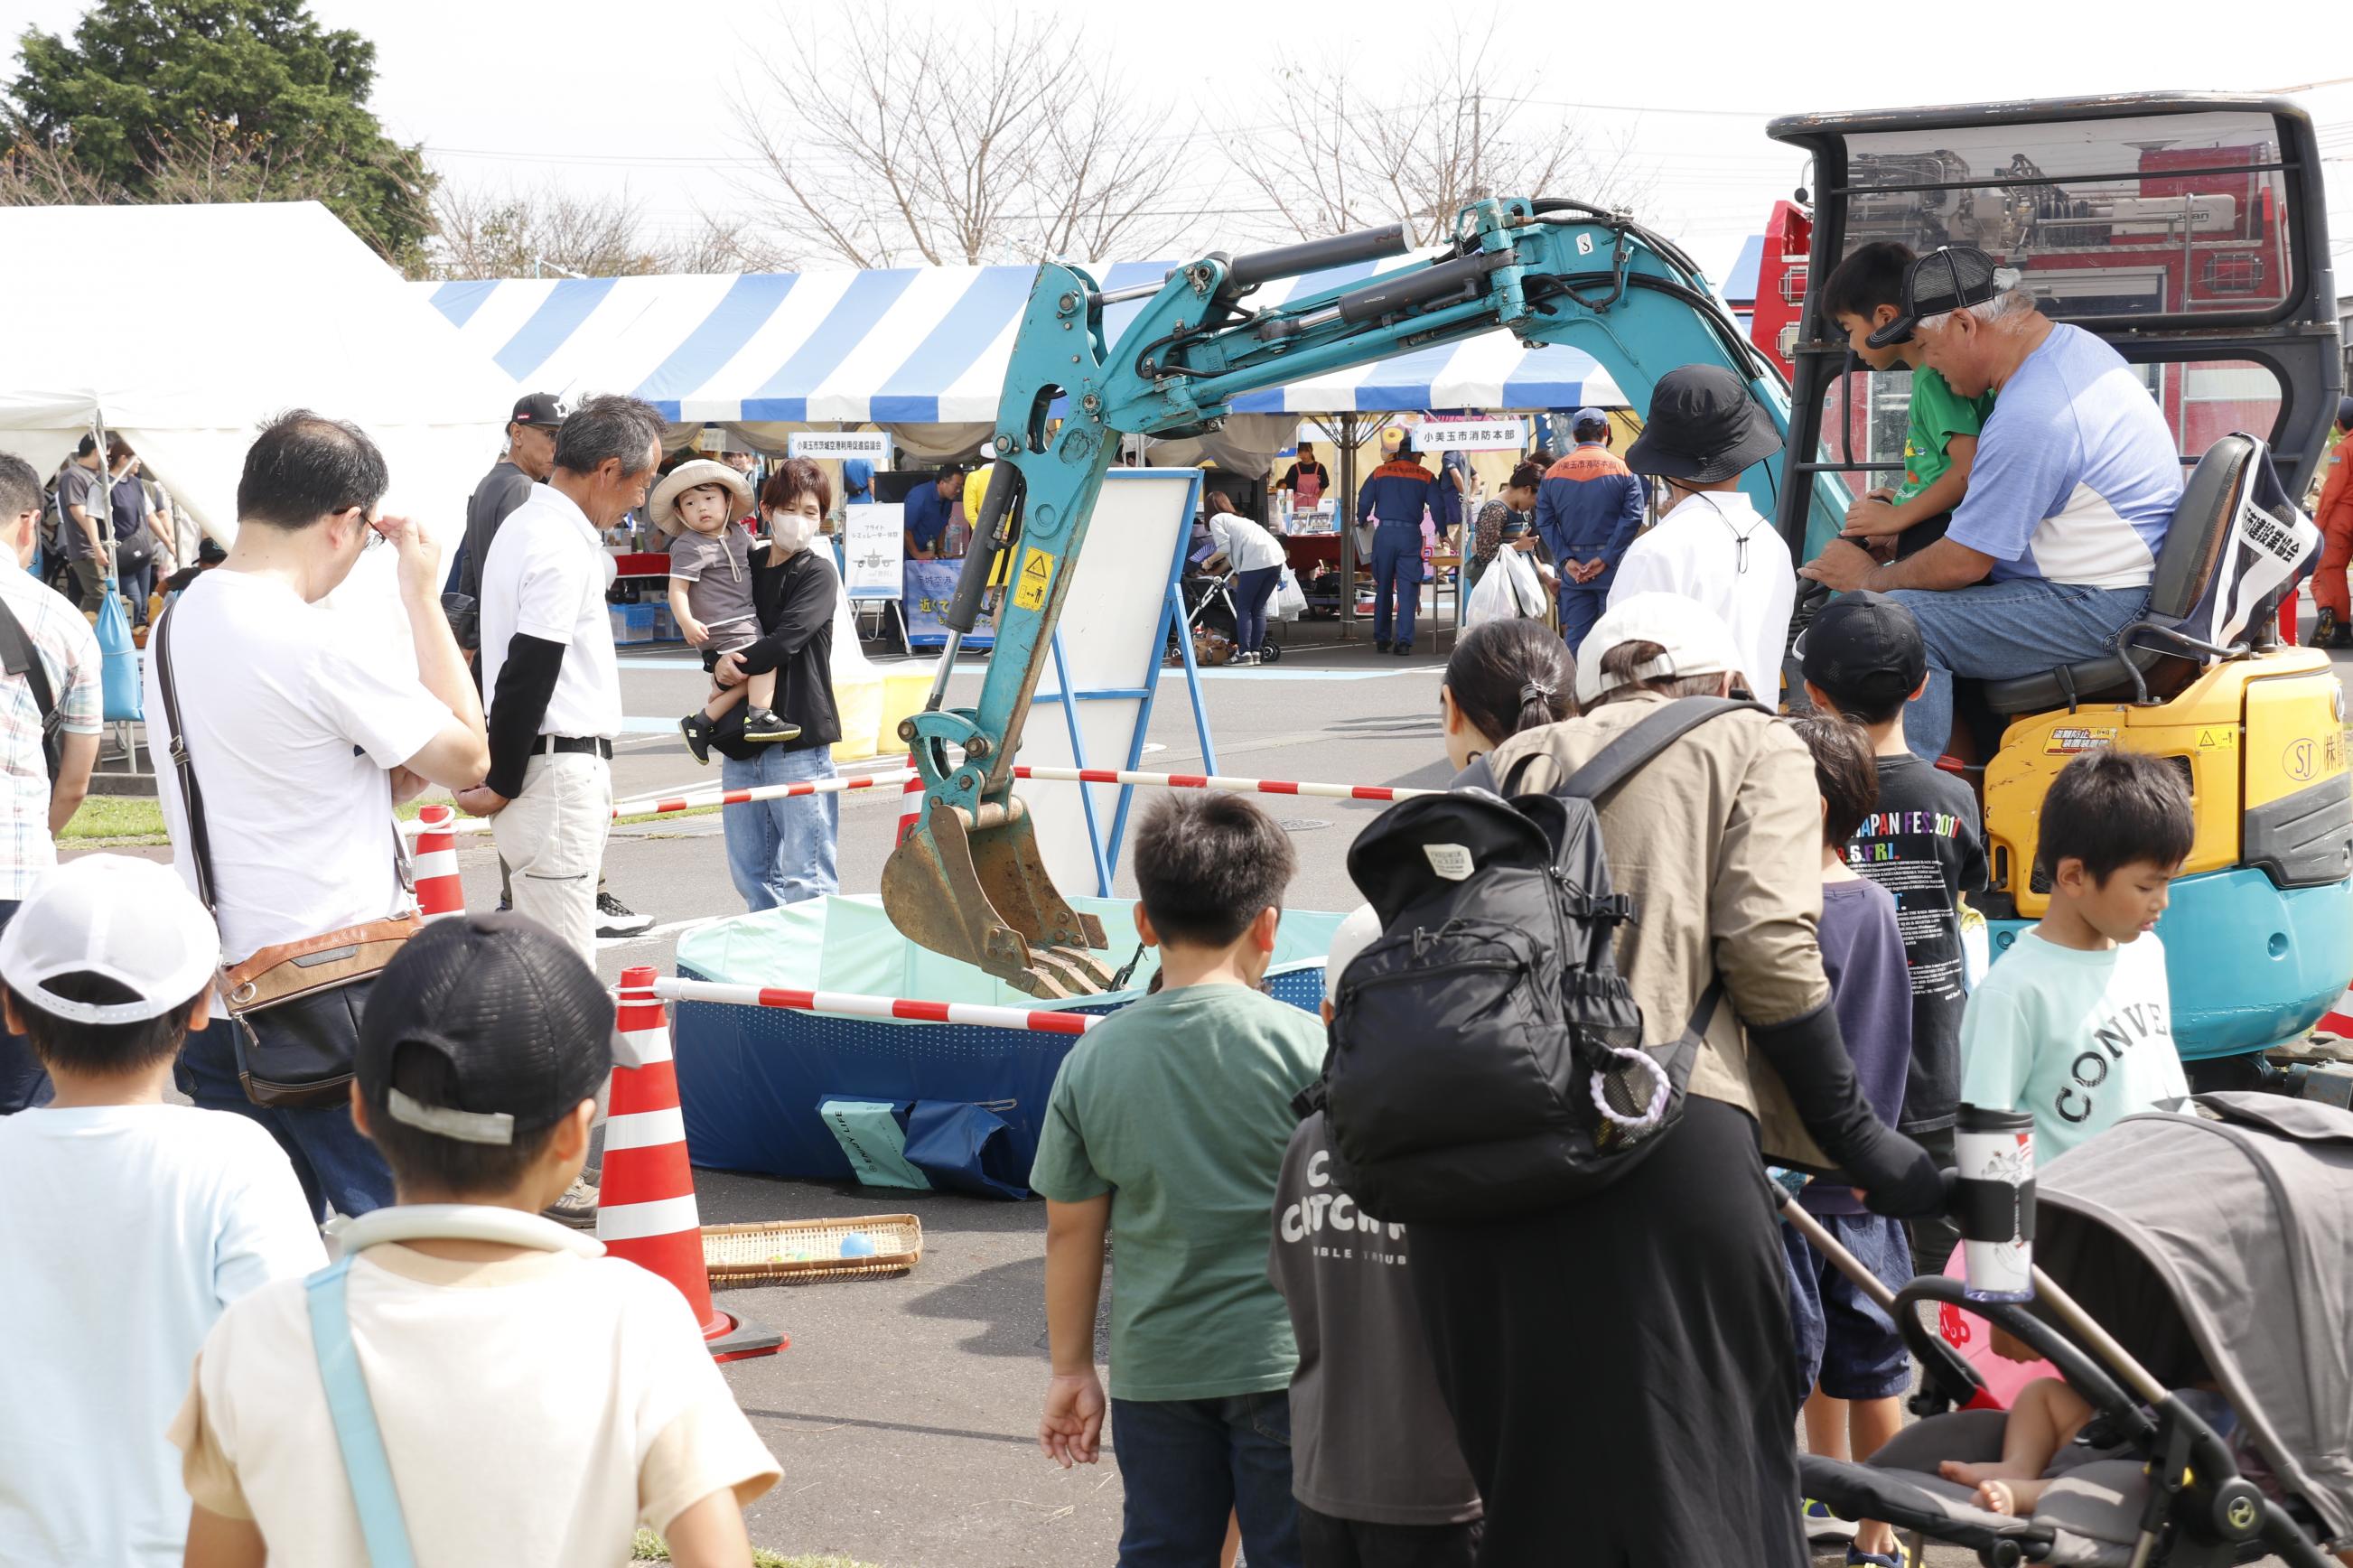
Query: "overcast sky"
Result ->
[[10, 0, 2350, 285]]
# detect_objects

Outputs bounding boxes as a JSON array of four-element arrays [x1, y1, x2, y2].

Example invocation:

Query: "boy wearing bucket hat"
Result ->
[[654, 459, 799, 763], [170, 915, 780, 1567], [1612, 366, 1796, 706], [0, 855, 323, 1567]]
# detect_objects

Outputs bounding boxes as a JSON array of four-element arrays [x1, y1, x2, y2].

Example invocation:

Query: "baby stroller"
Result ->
[[1170, 561, 1283, 667], [1788, 1094, 2351, 1567]]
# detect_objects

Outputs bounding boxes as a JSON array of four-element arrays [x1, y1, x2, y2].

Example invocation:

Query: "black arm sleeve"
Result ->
[[485, 633, 565, 798], [1745, 1001, 1947, 1219], [733, 561, 836, 678]]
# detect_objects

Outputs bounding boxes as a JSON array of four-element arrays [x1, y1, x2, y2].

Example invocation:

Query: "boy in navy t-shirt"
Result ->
[[1788, 717, 1916, 1568]]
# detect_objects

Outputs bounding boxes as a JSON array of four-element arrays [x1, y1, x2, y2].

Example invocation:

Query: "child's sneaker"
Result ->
[[1804, 1498, 1856, 1544], [1846, 1541, 1910, 1568], [679, 711, 714, 764], [742, 707, 801, 745]]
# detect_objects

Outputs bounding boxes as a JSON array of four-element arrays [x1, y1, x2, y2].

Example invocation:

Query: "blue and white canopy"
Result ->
[[419, 255, 1628, 424]]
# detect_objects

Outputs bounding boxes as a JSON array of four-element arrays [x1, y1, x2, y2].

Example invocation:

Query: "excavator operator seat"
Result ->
[[1980, 434, 2254, 716]]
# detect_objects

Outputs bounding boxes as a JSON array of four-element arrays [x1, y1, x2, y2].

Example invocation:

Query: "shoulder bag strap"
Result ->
[[0, 595, 62, 776], [1557, 696, 1765, 802], [152, 601, 223, 914], [305, 1256, 418, 1568]]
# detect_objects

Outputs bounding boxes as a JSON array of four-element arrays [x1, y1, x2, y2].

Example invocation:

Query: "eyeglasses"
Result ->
[[351, 507, 386, 548]]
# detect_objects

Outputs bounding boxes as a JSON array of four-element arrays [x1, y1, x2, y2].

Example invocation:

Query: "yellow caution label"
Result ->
[[1012, 547, 1056, 611], [2195, 727, 2237, 751]]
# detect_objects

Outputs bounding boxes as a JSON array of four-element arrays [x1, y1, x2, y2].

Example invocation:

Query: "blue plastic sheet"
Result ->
[[901, 1100, 1029, 1199]]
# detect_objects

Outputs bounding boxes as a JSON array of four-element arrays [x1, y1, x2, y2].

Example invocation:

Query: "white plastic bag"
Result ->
[[1274, 565, 1307, 620], [1463, 556, 1522, 630], [1500, 547, 1552, 618]]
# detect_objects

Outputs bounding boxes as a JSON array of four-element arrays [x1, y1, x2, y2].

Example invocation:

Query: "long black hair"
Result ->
[[1444, 619, 1574, 743]]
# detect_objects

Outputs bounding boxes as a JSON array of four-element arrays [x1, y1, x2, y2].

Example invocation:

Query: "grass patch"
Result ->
[[630, 1529, 878, 1568], [58, 796, 165, 845]]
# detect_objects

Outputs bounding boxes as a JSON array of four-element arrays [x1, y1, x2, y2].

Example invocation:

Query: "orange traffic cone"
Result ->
[[601, 966, 784, 1361], [411, 804, 464, 921]]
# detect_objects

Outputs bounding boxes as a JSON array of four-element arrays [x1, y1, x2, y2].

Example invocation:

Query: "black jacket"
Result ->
[[710, 546, 841, 761]]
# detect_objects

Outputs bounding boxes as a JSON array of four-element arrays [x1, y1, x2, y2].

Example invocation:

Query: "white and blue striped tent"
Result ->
[[416, 255, 1629, 435]]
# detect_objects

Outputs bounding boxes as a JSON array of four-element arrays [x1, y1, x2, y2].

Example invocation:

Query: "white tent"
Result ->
[[0, 201, 518, 568]]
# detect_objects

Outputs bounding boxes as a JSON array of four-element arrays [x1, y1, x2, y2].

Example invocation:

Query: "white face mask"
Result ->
[[768, 509, 817, 555]]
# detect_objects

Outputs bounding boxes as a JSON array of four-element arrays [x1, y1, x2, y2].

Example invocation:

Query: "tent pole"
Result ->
[[1338, 413, 1359, 640]]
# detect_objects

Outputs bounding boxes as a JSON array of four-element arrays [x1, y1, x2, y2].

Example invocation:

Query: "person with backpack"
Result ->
[[1323, 593, 1942, 1567]]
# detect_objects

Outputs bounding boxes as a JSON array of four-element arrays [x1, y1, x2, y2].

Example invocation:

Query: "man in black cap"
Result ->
[[456, 392, 567, 608], [1799, 247, 2182, 761], [1614, 365, 1794, 705]]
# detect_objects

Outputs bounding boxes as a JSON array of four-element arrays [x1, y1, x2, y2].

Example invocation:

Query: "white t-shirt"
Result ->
[[1606, 490, 1797, 706], [480, 484, 624, 741], [146, 571, 453, 965], [1208, 511, 1288, 573], [0, 1106, 322, 1568], [173, 1220, 781, 1565]]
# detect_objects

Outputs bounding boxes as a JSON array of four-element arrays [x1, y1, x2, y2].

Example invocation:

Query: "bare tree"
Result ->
[[421, 182, 743, 280], [731, 5, 1208, 267], [1237, 30, 1651, 247]]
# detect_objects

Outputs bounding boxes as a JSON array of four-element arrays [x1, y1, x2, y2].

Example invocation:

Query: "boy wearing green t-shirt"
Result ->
[[1957, 749, 2195, 1163], [1031, 792, 1323, 1568], [1820, 240, 1996, 556]]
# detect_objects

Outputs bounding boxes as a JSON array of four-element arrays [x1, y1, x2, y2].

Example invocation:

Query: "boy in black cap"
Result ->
[[173, 915, 780, 1568], [1798, 591, 1988, 1274]]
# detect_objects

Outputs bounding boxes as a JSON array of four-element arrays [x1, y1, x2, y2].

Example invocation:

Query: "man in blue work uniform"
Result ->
[[901, 468, 961, 560], [1535, 407, 1648, 652], [1358, 435, 1439, 654]]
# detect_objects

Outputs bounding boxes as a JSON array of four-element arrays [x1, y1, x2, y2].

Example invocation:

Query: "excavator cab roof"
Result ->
[[1765, 92, 2342, 558]]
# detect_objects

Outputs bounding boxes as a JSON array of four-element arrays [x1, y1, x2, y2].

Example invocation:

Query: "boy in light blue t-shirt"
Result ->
[[1958, 749, 2194, 1163]]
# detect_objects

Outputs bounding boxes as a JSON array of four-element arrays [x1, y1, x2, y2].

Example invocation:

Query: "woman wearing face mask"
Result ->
[[708, 458, 844, 909]]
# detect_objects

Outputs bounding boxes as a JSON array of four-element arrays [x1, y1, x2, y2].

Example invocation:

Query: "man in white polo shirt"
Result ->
[[457, 395, 660, 965]]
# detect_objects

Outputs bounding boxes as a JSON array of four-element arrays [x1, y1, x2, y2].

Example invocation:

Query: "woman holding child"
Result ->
[[1418, 602, 1943, 1565]]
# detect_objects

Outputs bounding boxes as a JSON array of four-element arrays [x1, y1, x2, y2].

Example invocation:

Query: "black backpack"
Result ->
[[1319, 697, 1757, 1222]]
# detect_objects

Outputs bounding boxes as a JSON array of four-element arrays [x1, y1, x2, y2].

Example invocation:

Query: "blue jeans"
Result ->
[[1889, 581, 2151, 761], [0, 900, 49, 1115], [1369, 522, 1420, 649], [1233, 565, 1280, 654], [723, 743, 839, 911], [1558, 583, 1610, 655], [1112, 1392, 1302, 1568], [174, 1017, 395, 1219]]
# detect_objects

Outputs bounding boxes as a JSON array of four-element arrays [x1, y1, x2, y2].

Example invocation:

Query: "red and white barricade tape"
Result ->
[[648, 975, 1100, 1036]]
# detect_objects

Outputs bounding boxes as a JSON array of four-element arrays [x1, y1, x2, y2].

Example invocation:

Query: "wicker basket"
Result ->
[[700, 1214, 923, 1286]]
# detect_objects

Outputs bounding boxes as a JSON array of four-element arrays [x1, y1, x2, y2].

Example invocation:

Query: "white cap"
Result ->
[[1323, 903, 1385, 1005], [0, 855, 219, 1023], [1573, 591, 1742, 707]]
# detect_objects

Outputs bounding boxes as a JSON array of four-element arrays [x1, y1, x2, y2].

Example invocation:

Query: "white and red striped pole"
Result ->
[[411, 804, 465, 920], [602, 966, 785, 1361], [1012, 763, 1433, 804], [651, 975, 1101, 1035], [897, 748, 925, 845]]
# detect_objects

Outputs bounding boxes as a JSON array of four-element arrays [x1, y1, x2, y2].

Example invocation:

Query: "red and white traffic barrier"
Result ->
[[2317, 985, 2353, 1038], [609, 770, 918, 820], [605, 966, 784, 1361], [1010, 762, 1435, 804], [649, 974, 1101, 1037], [410, 804, 465, 920]]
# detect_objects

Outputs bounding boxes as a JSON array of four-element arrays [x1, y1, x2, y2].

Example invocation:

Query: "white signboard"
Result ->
[[1414, 417, 1529, 452], [841, 503, 905, 601], [789, 431, 895, 465]]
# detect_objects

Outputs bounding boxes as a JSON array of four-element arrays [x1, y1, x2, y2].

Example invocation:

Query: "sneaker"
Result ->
[[1394, 644, 1414, 657], [742, 706, 802, 744], [595, 891, 654, 938], [1804, 1499, 1856, 1544], [679, 711, 714, 764], [1232, 650, 1257, 667], [543, 1172, 599, 1229], [1374, 640, 1392, 654], [1846, 1541, 1910, 1568]]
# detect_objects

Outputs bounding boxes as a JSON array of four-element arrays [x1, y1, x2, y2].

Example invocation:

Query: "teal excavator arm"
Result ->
[[884, 199, 1818, 996]]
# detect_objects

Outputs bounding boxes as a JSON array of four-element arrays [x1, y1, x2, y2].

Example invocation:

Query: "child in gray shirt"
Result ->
[[652, 460, 798, 761]]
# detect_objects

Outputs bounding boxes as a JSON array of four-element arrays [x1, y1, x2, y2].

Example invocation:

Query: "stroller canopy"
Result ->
[[2035, 1092, 2353, 1542]]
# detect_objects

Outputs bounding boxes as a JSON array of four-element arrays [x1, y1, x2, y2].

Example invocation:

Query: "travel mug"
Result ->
[[1954, 1103, 2035, 1302]]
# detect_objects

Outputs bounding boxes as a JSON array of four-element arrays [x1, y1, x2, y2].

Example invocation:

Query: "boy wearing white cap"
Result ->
[[0, 856, 323, 1568]]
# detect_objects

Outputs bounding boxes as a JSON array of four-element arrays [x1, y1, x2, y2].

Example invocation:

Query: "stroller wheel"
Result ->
[[1258, 640, 1283, 664]]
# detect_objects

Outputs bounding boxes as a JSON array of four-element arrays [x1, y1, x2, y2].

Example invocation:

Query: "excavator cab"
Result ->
[[1769, 95, 2351, 1081]]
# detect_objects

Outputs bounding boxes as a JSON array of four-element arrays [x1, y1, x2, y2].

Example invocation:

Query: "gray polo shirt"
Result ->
[[56, 464, 106, 559]]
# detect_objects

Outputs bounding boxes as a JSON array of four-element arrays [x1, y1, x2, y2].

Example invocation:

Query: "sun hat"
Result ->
[[0, 855, 219, 1023], [647, 459, 754, 535], [1622, 366, 1781, 485], [1573, 591, 1743, 706], [1323, 903, 1385, 1006], [357, 914, 617, 1147]]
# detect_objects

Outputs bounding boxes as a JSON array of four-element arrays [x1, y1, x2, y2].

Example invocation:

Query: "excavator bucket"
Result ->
[[880, 795, 1113, 1000]]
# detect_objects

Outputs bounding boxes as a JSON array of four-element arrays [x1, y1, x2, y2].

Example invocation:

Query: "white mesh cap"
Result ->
[[0, 855, 219, 1023]]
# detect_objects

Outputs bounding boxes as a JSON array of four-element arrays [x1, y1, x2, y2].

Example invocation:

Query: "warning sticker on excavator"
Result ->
[[1012, 547, 1056, 611], [2044, 725, 2117, 755], [2196, 728, 2237, 751]]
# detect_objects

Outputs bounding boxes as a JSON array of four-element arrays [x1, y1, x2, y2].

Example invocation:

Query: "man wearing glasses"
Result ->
[[144, 411, 490, 1218]]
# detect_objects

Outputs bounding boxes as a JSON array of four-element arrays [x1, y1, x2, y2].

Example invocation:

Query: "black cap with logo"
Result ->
[[509, 392, 569, 430], [1866, 246, 2005, 350], [1797, 590, 1927, 710], [358, 914, 616, 1148]]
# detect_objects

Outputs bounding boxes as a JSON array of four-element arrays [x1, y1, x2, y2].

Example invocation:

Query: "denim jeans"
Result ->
[[1369, 522, 1421, 649], [174, 1017, 395, 1219], [1233, 565, 1281, 654], [1888, 581, 2151, 761], [723, 743, 839, 911], [0, 900, 48, 1115], [1111, 1391, 1302, 1568]]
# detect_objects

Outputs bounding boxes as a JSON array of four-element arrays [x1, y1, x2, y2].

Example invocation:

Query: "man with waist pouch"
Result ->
[[459, 394, 663, 966]]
